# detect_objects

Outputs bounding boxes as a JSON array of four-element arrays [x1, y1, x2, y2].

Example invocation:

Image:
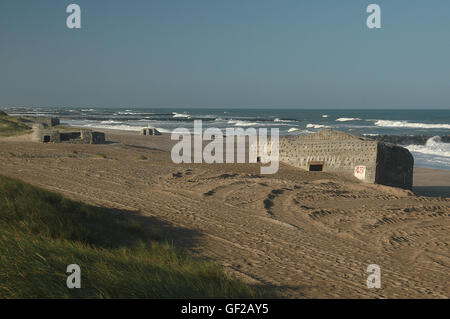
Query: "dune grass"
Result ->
[[0, 116, 31, 137], [0, 175, 268, 298]]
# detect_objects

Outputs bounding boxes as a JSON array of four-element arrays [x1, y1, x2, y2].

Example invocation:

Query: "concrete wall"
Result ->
[[32, 127, 105, 144], [91, 132, 106, 144], [253, 130, 414, 189], [376, 143, 414, 189], [278, 131, 378, 183], [32, 129, 60, 143]]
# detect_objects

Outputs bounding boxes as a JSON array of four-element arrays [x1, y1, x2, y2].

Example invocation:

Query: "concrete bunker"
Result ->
[[254, 129, 414, 189], [32, 125, 105, 144], [141, 128, 161, 136]]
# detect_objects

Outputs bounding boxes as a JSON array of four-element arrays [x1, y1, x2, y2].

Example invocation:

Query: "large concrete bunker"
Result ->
[[32, 125, 105, 144], [266, 130, 414, 189]]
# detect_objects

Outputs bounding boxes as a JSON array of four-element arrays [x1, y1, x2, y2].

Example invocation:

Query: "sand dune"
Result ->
[[1, 130, 449, 298]]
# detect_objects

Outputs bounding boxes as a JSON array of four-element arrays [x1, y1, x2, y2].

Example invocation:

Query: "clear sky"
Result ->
[[1, 0, 449, 109]]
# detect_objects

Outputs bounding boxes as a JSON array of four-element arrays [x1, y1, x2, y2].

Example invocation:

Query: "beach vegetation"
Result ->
[[0, 115, 31, 137], [0, 175, 269, 298]]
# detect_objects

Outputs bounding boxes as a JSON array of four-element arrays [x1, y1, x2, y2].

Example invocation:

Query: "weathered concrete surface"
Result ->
[[259, 130, 414, 189], [32, 127, 105, 144]]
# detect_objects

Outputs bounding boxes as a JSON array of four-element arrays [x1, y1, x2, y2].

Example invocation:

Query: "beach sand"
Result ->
[[1, 130, 449, 298], [413, 167, 450, 198]]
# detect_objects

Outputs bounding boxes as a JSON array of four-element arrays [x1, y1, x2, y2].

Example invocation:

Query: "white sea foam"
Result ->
[[101, 120, 123, 124], [406, 136, 450, 158], [172, 112, 191, 118], [322, 115, 328, 118], [336, 117, 361, 122], [227, 120, 260, 127], [75, 122, 172, 133], [306, 124, 330, 129], [375, 120, 450, 129], [116, 111, 138, 115], [288, 127, 300, 132], [407, 136, 450, 169], [274, 118, 294, 123]]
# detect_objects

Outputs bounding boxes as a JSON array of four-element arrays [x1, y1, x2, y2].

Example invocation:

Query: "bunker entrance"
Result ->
[[43, 135, 51, 143], [308, 162, 324, 172]]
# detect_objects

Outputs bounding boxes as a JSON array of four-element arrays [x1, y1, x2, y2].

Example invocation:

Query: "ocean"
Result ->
[[4, 107, 450, 170]]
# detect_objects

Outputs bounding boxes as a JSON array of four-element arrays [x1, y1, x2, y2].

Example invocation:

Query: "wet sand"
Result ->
[[413, 167, 450, 197], [1, 130, 449, 298]]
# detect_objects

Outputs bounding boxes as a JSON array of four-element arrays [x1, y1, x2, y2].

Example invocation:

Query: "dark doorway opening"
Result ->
[[308, 162, 324, 171], [60, 132, 81, 141], [43, 135, 51, 143]]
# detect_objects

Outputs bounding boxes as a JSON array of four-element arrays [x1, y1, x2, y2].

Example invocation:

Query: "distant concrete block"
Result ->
[[32, 127, 105, 144], [141, 128, 161, 136]]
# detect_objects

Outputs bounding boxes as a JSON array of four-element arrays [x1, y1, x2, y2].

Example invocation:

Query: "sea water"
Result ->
[[5, 107, 450, 170]]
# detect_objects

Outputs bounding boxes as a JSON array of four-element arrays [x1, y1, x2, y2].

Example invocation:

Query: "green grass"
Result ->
[[0, 175, 268, 298], [138, 154, 148, 160], [0, 116, 31, 137]]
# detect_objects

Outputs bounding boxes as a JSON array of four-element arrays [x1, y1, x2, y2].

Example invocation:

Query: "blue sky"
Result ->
[[1, 0, 449, 109]]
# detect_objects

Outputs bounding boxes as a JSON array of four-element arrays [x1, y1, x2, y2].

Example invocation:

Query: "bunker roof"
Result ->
[[287, 129, 373, 142]]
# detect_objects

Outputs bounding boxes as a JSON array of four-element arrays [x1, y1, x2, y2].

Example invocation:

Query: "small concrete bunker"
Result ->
[[141, 128, 161, 136], [32, 125, 105, 144], [261, 130, 414, 189]]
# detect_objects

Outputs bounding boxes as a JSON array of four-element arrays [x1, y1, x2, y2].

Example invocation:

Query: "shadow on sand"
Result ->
[[124, 209, 204, 251], [413, 186, 450, 198]]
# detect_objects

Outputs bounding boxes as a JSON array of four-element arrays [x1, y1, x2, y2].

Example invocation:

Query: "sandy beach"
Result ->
[[1, 129, 449, 298], [413, 167, 450, 197]]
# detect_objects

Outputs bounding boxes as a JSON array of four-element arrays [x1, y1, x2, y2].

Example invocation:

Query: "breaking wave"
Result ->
[[227, 120, 260, 127], [406, 136, 450, 169], [172, 112, 191, 118], [375, 120, 450, 129], [406, 136, 450, 158], [100, 120, 123, 124], [306, 123, 331, 129], [274, 118, 295, 123], [336, 117, 361, 122]]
